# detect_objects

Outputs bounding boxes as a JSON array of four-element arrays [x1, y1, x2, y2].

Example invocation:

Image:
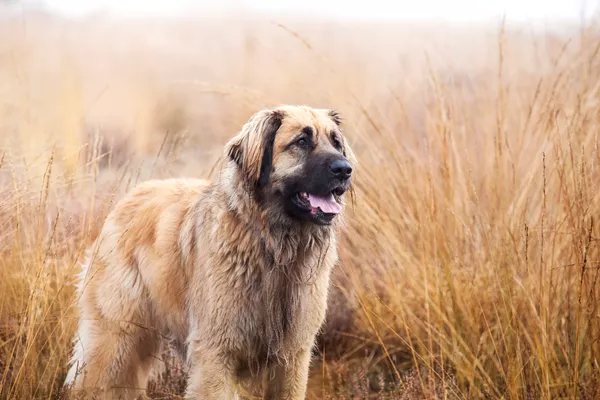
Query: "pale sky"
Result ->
[[24, 0, 598, 23]]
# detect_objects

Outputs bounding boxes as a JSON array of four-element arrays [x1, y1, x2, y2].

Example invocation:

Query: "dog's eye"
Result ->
[[296, 138, 308, 147], [286, 136, 311, 151], [332, 138, 342, 150]]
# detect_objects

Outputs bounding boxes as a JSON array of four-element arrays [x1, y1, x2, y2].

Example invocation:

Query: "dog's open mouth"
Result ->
[[294, 191, 342, 215]]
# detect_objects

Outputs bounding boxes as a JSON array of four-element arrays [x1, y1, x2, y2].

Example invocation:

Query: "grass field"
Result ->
[[1, 11, 600, 399]]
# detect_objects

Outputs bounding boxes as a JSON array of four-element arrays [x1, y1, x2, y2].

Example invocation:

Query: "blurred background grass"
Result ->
[[1, 6, 600, 399]]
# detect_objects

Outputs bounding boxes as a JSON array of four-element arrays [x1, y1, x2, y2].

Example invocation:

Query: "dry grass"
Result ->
[[1, 10, 600, 399]]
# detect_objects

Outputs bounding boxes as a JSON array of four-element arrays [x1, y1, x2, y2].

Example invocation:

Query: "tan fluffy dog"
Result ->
[[65, 105, 355, 399]]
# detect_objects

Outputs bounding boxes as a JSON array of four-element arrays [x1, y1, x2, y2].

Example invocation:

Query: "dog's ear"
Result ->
[[327, 110, 357, 205], [225, 108, 284, 187], [327, 109, 355, 162], [328, 109, 342, 126]]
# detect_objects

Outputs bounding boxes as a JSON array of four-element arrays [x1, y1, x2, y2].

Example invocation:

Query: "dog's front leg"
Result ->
[[186, 352, 237, 400], [264, 347, 312, 400]]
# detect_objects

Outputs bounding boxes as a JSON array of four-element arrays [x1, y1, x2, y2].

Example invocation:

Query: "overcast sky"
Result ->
[[24, 0, 598, 23]]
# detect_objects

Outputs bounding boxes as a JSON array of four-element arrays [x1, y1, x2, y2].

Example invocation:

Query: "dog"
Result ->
[[65, 105, 355, 399]]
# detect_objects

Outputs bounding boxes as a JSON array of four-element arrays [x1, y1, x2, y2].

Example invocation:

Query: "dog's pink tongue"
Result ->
[[307, 193, 342, 214]]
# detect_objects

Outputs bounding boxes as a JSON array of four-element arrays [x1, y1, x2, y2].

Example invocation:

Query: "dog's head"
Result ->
[[225, 105, 355, 226]]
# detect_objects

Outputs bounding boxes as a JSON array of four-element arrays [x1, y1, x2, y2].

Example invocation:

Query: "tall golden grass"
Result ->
[[1, 11, 600, 399]]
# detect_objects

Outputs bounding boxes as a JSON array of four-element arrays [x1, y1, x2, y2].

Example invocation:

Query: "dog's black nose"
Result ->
[[330, 159, 353, 179]]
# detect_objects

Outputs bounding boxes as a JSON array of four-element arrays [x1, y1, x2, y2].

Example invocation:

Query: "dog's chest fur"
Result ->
[[188, 195, 336, 368]]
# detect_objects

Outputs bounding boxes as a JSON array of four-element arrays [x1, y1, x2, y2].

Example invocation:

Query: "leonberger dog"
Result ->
[[65, 105, 355, 399]]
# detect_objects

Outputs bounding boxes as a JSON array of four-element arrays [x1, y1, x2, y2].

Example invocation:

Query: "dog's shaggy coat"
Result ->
[[65, 105, 354, 399]]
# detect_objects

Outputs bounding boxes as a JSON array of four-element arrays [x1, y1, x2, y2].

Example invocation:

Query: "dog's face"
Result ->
[[226, 105, 355, 225]]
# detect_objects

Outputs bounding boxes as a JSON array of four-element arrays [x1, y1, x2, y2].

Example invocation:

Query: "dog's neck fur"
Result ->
[[216, 162, 338, 273]]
